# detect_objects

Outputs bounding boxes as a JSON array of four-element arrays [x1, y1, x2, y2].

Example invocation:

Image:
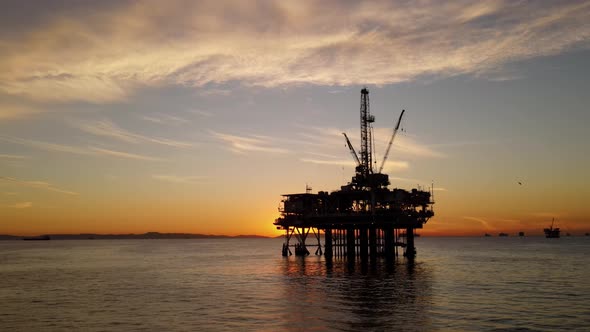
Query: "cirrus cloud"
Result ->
[[212, 131, 289, 155], [0, 176, 78, 195], [152, 174, 207, 184], [0, 0, 588, 107]]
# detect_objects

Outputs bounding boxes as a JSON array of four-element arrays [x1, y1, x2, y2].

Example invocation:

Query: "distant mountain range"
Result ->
[[0, 232, 270, 240]]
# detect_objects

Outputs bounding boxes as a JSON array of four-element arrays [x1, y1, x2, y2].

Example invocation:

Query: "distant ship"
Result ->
[[484, 233, 491, 237], [498, 233, 508, 237], [544, 219, 560, 238], [22, 235, 50, 241], [518, 232, 525, 237]]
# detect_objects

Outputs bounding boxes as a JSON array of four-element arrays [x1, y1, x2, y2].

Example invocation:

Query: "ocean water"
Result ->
[[0, 237, 589, 331]]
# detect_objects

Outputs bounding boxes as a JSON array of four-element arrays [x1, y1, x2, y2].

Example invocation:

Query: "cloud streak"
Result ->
[[1, 136, 163, 161], [89, 147, 163, 161], [299, 158, 409, 173], [212, 131, 289, 154], [0, 103, 45, 120], [141, 113, 191, 125], [0, 1, 588, 104], [463, 216, 494, 230], [297, 125, 442, 163], [152, 174, 207, 184], [374, 130, 445, 159], [70, 119, 193, 148], [5, 202, 33, 209], [299, 158, 355, 167], [0, 176, 78, 195], [0, 154, 29, 160]]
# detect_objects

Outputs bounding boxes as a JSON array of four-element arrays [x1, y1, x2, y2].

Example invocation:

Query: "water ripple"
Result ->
[[0, 237, 589, 331]]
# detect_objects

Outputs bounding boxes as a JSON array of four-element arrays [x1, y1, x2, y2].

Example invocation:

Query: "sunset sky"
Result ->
[[1, 1, 589, 236]]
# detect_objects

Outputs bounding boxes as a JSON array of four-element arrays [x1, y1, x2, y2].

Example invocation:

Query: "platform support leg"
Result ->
[[404, 227, 416, 258], [324, 229, 333, 259], [369, 227, 377, 263], [346, 227, 356, 262], [359, 227, 368, 263], [384, 226, 394, 262]]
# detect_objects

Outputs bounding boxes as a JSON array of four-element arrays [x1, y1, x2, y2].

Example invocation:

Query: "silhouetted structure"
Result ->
[[544, 218, 560, 238], [275, 88, 434, 261]]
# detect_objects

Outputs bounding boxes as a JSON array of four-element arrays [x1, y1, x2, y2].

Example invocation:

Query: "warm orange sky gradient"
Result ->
[[1, 1, 589, 236]]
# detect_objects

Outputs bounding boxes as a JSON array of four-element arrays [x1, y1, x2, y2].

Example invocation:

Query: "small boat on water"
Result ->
[[22, 235, 50, 241], [484, 233, 491, 237], [544, 218, 560, 238], [498, 233, 508, 237]]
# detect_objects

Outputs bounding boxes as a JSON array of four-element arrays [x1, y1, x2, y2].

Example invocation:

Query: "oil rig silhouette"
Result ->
[[274, 88, 434, 261]]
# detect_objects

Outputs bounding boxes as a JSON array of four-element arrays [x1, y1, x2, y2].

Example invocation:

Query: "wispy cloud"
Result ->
[[0, 1, 588, 103], [188, 109, 214, 117], [463, 216, 494, 230], [372, 128, 445, 159], [1, 136, 91, 155], [70, 119, 193, 147], [381, 160, 410, 173], [0, 154, 29, 159], [296, 130, 345, 148], [298, 126, 443, 161], [141, 113, 191, 125], [299, 158, 355, 167], [212, 131, 289, 154], [198, 88, 232, 97], [300, 157, 409, 173], [427, 140, 498, 149], [89, 147, 163, 161], [389, 176, 427, 184], [387, 176, 439, 190], [4, 202, 33, 209], [0, 103, 44, 121], [1, 136, 163, 161], [152, 174, 207, 184], [303, 151, 343, 159], [0, 176, 78, 195]]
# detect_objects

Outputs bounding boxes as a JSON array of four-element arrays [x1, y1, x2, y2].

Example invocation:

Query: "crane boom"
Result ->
[[378, 109, 405, 173], [342, 133, 361, 167]]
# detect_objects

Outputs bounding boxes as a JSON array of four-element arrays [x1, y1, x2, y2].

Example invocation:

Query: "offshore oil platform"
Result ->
[[274, 88, 434, 261]]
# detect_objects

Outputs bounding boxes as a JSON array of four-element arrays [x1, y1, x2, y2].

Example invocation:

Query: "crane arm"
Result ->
[[342, 133, 361, 167], [378, 109, 405, 173]]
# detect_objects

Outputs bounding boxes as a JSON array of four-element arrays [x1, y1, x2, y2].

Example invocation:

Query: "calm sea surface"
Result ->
[[1, 237, 589, 331]]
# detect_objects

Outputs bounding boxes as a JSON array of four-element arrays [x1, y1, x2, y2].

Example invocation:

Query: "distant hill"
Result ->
[[0, 234, 21, 240], [0, 232, 270, 240]]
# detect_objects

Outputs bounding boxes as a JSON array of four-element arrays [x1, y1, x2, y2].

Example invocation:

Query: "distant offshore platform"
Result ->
[[274, 88, 435, 261]]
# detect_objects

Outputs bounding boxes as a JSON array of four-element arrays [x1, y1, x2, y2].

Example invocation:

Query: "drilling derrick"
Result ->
[[274, 88, 434, 261], [359, 88, 374, 179]]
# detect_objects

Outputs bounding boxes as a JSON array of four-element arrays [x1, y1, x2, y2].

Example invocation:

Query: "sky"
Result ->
[[1, 0, 589, 236]]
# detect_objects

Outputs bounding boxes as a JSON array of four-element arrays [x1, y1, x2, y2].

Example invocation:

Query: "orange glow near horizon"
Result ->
[[1, 1, 589, 237]]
